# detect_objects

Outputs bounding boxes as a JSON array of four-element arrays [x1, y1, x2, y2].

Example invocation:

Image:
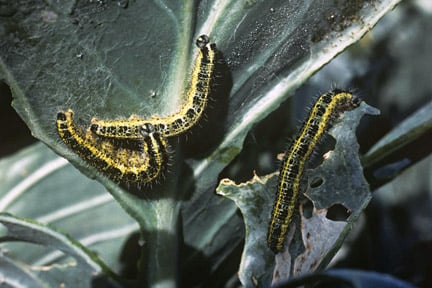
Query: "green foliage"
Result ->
[[0, 0, 416, 287]]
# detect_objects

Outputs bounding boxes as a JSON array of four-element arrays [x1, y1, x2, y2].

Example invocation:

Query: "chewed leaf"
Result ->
[[217, 102, 379, 287], [217, 174, 277, 286], [305, 102, 379, 212]]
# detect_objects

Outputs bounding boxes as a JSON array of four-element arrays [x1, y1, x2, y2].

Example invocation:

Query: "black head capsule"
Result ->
[[90, 123, 99, 133], [57, 112, 67, 121], [196, 34, 210, 49], [352, 96, 362, 107]]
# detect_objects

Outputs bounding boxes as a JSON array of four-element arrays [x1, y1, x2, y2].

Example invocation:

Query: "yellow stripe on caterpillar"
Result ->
[[267, 89, 361, 253], [56, 109, 169, 185], [90, 34, 217, 139]]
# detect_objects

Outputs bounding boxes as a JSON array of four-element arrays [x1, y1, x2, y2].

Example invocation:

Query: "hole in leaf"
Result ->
[[307, 135, 336, 169], [310, 177, 324, 188], [326, 204, 351, 221], [302, 198, 314, 219]]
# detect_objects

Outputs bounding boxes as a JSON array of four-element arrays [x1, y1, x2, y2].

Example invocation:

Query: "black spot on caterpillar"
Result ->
[[267, 89, 361, 253], [90, 34, 217, 139], [56, 109, 169, 185]]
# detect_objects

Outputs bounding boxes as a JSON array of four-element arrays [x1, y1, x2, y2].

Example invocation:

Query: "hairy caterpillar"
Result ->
[[90, 34, 217, 139], [56, 109, 168, 185], [267, 89, 361, 253]]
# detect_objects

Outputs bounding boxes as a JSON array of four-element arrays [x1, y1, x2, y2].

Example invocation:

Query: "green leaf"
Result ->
[[0, 143, 136, 284], [217, 102, 379, 286], [0, 253, 49, 288], [363, 101, 432, 168], [0, 213, 122, 288]]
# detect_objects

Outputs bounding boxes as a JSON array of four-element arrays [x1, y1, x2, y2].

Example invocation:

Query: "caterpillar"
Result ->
[[89, 34, 217, 139], [56, 109, 169, 185], [267, 89, 361, 253]]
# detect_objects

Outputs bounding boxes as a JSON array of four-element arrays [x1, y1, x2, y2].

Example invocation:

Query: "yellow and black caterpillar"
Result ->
[[56, 109, 168, 185], [89, 35, 217, 139], [56, 35, 217, 185], [267, 89, 361, 253]]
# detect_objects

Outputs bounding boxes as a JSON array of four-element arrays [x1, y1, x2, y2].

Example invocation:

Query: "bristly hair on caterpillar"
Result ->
[[267, 89, 361, 253], [56, 109, 169, 186], [89, 34, 218, 140]]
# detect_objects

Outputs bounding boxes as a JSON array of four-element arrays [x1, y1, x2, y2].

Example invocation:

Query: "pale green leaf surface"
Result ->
[[0, 213, 122, 288], [0, 143, 137, 275], [217, 102, 379, 287], [0, 253, 49, 288]]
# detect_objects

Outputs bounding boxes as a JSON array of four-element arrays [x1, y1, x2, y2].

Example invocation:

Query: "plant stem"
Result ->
[[138, 198, 180, 288]]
